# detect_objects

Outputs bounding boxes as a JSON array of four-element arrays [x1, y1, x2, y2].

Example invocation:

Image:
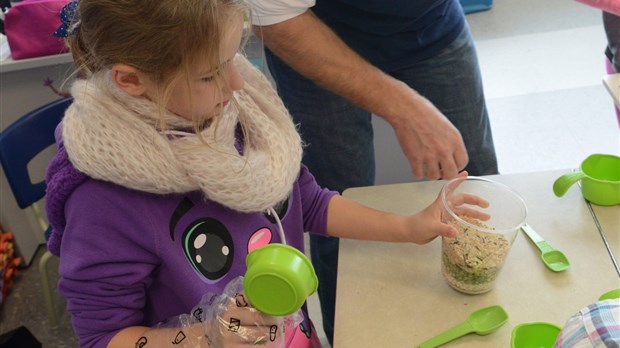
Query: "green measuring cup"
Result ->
[[511, 322, 562, 348], [521, 224, 570, 272], [553, 153, 620, 206], [416, 305, 509, 348], [244, 244, 318, 316], [599, 288, 620, 301]]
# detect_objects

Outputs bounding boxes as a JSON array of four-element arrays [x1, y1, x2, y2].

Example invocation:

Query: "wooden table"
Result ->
[[334, 170, 619, 347], [603, 73, 620, 109], [589, 203, 620, 276]]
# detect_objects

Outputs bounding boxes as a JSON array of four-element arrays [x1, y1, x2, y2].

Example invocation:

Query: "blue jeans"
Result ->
[[265, 23, 497, 346]]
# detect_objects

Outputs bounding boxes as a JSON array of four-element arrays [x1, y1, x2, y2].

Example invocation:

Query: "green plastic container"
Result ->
[[553, 154, 620, 206], [511, 322, 562, 348], [244, 244, 318, 316]]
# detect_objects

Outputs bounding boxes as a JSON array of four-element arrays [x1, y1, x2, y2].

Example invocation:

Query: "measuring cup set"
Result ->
[[416, 289, 620, 348], [422, 154, 620, 347]]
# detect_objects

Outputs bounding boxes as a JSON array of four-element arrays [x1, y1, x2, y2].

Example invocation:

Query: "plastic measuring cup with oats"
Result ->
[[440, 176, 527, 294]]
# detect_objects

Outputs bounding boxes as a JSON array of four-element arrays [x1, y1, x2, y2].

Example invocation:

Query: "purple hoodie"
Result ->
[[45, 124, 337, 348]]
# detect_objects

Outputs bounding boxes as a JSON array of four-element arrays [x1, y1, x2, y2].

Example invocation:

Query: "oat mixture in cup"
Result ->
[[440, 176, 527, 295]]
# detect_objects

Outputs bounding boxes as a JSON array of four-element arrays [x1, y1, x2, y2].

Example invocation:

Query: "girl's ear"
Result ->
[[111, 64, 148, 96]]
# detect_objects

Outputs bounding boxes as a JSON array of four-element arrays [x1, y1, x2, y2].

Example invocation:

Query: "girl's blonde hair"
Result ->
[[67, 0, 249, 132]]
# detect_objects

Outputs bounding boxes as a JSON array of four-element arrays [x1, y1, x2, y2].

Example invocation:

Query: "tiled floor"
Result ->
[[374, 0, 618, 184], [1, 1, 618, 347], [0, 248, 76, 347]]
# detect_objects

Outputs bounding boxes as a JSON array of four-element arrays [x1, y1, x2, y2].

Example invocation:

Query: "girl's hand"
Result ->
[[138, 277, 293, 347], [406, 171, 489, 244], [205, 293, 284, 347], [203, 277, 288, 347]]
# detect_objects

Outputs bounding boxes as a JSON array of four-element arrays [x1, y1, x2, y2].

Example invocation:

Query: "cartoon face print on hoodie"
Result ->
[[169, 196, 290, 283]]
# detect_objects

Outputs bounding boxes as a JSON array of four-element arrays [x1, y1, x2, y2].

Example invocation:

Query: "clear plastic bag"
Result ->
[[155, 276, 302, 347]]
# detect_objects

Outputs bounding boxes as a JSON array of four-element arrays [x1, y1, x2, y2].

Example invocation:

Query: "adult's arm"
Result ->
[[251, 10, 468, 180]]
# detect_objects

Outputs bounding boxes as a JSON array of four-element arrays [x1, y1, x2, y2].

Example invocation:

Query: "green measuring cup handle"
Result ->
[[553, 171, 586, 197], [416, 321, 474, 348]]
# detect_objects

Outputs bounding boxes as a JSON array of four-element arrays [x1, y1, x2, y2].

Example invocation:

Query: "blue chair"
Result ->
[[0, 97, 72, 327], [459, 0, 493, 14]]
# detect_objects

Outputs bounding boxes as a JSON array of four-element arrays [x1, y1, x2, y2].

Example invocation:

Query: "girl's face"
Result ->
[[149, 14, 245, 124]]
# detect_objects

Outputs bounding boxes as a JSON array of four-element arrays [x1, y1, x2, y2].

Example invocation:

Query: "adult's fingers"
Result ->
[[453, 143, 469, 174], [397, 122, 468, 180], [438, 155, 459, 180], [424, 161, 442, 180]]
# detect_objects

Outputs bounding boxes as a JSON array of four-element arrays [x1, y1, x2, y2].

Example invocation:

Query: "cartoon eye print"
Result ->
[[182, 218, 234, 281], [247, 227, 273, 253]]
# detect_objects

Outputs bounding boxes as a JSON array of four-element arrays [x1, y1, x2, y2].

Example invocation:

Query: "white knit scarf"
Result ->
[[62, 55, 302, 213]]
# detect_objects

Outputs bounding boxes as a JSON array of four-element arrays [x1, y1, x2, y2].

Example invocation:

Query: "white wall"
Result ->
[[372, 116, 415, 185]]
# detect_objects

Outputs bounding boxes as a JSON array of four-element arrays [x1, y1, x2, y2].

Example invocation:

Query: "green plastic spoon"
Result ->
[[521, 224, 570, 272], [416, 305, 509, 348]]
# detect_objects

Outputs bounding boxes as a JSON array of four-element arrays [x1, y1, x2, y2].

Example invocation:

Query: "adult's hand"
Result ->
[[253, 10, 469, 180], [387, 83, 469, 180]]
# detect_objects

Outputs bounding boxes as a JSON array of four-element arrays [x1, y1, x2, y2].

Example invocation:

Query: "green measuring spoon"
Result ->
[[416, 305, 509, 348], [521, 224, 570, 272], [599, 288, 620, 301]]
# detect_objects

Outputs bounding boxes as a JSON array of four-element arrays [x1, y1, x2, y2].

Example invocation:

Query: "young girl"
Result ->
[[45, 0, 483, 347]]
